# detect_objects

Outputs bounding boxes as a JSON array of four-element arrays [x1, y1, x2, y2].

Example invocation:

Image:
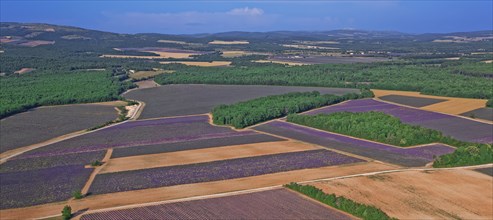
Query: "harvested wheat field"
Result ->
[[99, 141, 318, 173], [129, 69, 173, 80], [208, 40, 249, 44], [373, 89, 489, 116], [160, 61, 231, 67], [0, 162, 394, 220], [134, 79, 159, 89], [311, 168, 493, 220]]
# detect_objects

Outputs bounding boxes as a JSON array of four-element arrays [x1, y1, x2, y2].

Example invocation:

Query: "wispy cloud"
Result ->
[[227, 7, 264, 16], [101, 7, 275, 33]]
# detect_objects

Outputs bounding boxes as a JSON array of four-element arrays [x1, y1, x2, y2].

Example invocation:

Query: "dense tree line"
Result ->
[[155, 62, 493, 101], [287, 112, 493, 167], [0, 70, 133, 119], [284, 183, 396, 220], [212, 90, 373, 129], [287, 112, 459, 147]]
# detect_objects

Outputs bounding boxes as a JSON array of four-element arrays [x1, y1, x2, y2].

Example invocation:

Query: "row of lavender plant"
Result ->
[[89, 149, 363, 195]]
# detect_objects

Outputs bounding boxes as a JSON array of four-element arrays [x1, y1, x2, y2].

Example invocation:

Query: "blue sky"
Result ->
[[1, 1, 492, 34]]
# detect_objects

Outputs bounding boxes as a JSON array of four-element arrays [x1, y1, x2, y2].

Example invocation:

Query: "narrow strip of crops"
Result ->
[[212, 90, 373, 129], [284, 183, 397, 220], [89, 149, 363, 195]]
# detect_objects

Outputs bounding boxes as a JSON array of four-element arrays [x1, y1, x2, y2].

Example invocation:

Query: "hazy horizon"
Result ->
[[1, 1, 492, 35]]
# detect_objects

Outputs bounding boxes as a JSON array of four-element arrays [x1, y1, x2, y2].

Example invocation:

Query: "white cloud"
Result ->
[[101, 7, 275, 34], [227, 7, 264, 16]]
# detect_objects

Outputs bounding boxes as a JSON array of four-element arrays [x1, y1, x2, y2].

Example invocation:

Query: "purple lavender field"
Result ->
[[306, 99, 493, 144], [0, 165, 92, 209], [17, 115, 255, 159], [1, 150, 105, 172], [81, 188, 352, 220], [89, 149, 362, 195], [254, 121, 455, 167]]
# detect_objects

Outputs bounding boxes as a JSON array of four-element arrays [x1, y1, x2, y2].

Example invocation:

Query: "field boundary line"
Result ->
[[133, 113, 210, 122], [374, 97, 493, 125], [80, 149, 113, 196]]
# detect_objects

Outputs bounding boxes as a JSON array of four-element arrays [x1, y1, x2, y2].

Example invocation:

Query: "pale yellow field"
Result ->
[[157, 40, 188, 44], [160, 61, 231, 67], [221, 50, 270, 58], [282, 44, 339, 50], [312, 169, 493, 220], [372, 89, 488, 115], [130, 70, 174, 80], [100, 141, 318, 174], [482, 60, 493, 63], [208, 40, 249, 45], [254, 60, 307, 66]]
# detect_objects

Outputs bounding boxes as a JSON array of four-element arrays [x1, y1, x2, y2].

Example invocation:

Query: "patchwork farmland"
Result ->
[[1, 20, 492, 219]]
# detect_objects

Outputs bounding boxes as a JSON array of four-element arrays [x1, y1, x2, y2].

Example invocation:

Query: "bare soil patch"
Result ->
[[0, 162, 393, 219], [311, 169, 493, 220], [379, 94, 447, 107], [100, 141, 317, 173], [134, 80, 160, 89]]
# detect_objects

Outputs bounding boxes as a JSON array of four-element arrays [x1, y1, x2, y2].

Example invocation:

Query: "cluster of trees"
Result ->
[[287, 111, 492, 167], [287, 112, 456, 147], [155, 62, 493, 101], [433, 145, 493, 168], [0, 70, 133, 119], [212, 90, 373, 129], [284, 183, 396, 220]]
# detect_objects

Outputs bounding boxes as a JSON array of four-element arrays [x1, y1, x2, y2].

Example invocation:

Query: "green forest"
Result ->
[[155, 62, 493, 101], [211, 90, 373, 129], [0, 70, 133, 119], [287, 112, 460, 147]]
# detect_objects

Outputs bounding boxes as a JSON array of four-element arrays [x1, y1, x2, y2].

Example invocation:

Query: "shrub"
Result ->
[[433, 144, 493, 168], [91, 160, 103, 166], [72, 191, 83, 199], [61, 205, 72, 220]]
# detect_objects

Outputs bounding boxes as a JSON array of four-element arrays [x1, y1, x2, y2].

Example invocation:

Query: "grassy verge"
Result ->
[[284, 183, 397, 220]]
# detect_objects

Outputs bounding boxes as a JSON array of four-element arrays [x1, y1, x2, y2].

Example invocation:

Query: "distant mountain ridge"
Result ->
[[1, 22, 492, 42]]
